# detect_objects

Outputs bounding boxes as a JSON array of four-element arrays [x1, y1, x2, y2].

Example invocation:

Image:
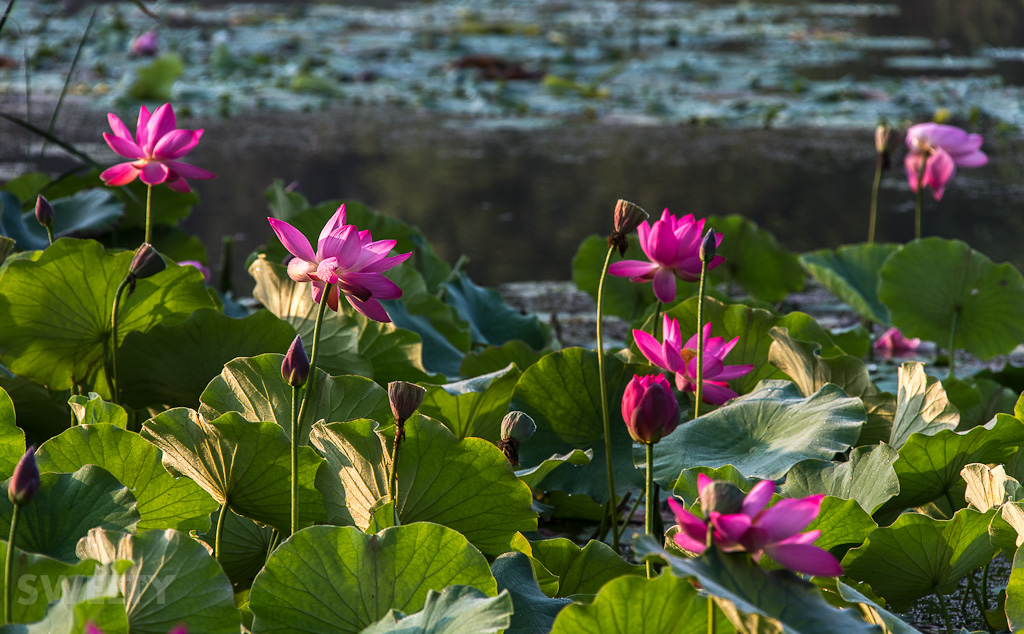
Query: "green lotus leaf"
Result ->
[[67, 393, 127, 429], [1006, 544, 1024, 632], [510, 347, 646, 501], [0, 238, 214, 397], [878, 238, 1024, 360], [418, 364, 520, 441], [460, 340, 547, 378], [880, 414, 1024, 518], [442, 272, 551, 350], [768, 327, 876, 398], [199, 508, 275, 592], [989, 501, 1024, 560], [0, 375, 67, 449], [0, 386, 26, 479], [529, 538, 642, 599], [888, 362, 959, 449], [651, 381, 864, 486], [635, 536, 877, 634], [141, 409, 325, 532], [672, 465, 758, 506], [943, 376, 1017, 432], [199, 353, 391, 445], [572, 234, 659, 322], [708, 213, 805, 303], [250, 256, 437, 383], [248, 524, 496, 634], [803, 496, 877, 556], [961, 463, 1022, 513], [490, 552, 571, 634], [549, 569, 708, 634], [310, 415, 537, 555], [0, 190, 124, 252], [800, 243, 899, 325], [782, 443, 900, 514], [361, 586, 512, 634], [842, 508, 997, 611], [36, 424, 216, 532], [0, 465, 138, 562], [4, 567, 128, 634], [118, 308, 296, 410], [127, 53, 183, 101], [820, 579, 925, 634], [0, 544, 96, 624], [77, 528, 240, 634], [383, 292, 471, 378], [515, 449, 592, 490]]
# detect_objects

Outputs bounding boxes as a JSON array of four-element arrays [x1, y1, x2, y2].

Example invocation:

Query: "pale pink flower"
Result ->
[[633, 316, 753, 405], [608, 209, 725, 303], [268, 204, 410, 322], [668, 474, 842, 577], [130, 30, 159, 56], [904, 123, 987, 201], [873, 327, 921, 359], [100, 103, 215, 193]]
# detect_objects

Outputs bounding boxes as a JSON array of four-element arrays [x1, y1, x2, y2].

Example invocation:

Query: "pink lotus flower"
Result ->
[[904, 123, 987, 201], [668, 475, 842, 577], [130, 30, 159, 56], [100, 103, 215, 193], [633, 316, 753, 405], [268, 204, 411, 322], [873, 327, 921, 359], [622, 374, 681, 444], [608, 209, 725, 303]]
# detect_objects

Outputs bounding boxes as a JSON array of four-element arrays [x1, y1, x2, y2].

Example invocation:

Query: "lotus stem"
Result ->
[[868, 153, 883, 244], [706, 525, 716, 634], [982, 560, 992, 613], [695, 260, 708, 419], [44, 226, 53, 246], [967, 571, 995, 634], [935, 590, 953, 634], [388, 416, 405, 527], [290, 384, 299, 536], [616, 490, 643, 537], [644, 442, 655, 579], [4, 503, 19, 624], [108, 277, 130, 405], [265, 529, 281, 563], [595, 243, 620, 548], [215, 503, 227, 562], [914, 159, 926, 240], [144, 184, 153, 246], [948, 307, 959, 381], [294, 283, 332, 452]]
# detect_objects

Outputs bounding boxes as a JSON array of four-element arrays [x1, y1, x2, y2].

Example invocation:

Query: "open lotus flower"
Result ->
[[100, 103, 216, 193], [904, 123, 987, 201], [608, 209, 725, 303], [668, 475, 843, 577], [633, 316, 753, 405], [873, 327, 921, 359], [268, 204, 410, 322]]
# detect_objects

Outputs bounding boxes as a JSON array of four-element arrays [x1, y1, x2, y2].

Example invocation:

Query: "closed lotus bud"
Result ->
[[875, 124, 893, 170], [281, 335, 309, 387], [129, 243, 166, 280], [388, 381, 425, 423], [9, 447, 39, 506], [34, 195, 54, 229], [608, 199, 648, 256], [698, 479, 746, 518], [498, 411, 535, 467], [621, 374, 680, 444], [699, 228, 717, 264]]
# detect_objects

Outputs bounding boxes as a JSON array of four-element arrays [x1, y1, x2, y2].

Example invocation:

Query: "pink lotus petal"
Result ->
[[165, 161, 216, 180], [343, 271, 402, 300], [319, 226, 361, 268], [710, 511, 752, 544], [924, 148, 956, 201], [347, 295, 392, 322], [103, 132, 145, 159], [317, 205, 348, 251], [608, 260, 659, 279], [153, 129, 200, 160], [764, 541, 843, 577], [904, 154, 924, 192], [741, 480, 775, 517], [652, 267, 677, 303], [700, 381, 738, 405], [106, 113, 134, 143], [634, 329, 668, 368], [359, 251, 412, 274], [145, 103, 176, 154], [715, 363, 755, 381], [164, 175, 192, 193], [697, 473, 713, 492], [138, 161, 170, 185], [100, 163, 141, 187], [287, 257, 318, 283], [668, 497, 709, 553], [136, 105, 152, 148], [268, 218, 318, 263], [754, 495, 823, 541]]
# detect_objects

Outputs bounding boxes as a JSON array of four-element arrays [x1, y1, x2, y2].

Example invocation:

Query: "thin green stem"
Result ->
[[706, 525, 716, 634], [388, 419, 403, 526], [982, 560, 992, 613], [967, 571, 995, 634], [144, 184, 153, 245], [108, 277, 130, 405], [0, 0, 17, 38], [616, 490, 644, 536], [44, 226, 53, 246], [290, 384, 299, 536], [595, 244, 620, 549], [215, 503, 228, 562], [695, 261, 708, 419], [294, 283, 333, 449], [265, 529, 280, 563], [948, 307, 959, 381], [645, 442, 655, 579], [4, 503, 19, 624], [914, 159, 926, 240], [868, 154, 883, 243], [935, 591, 953, 634]]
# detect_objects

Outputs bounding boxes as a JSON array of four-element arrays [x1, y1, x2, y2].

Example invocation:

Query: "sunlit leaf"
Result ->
[[800, 243, 898, 325], [418, 364, 520, 441], [782, 443, 900, 514]]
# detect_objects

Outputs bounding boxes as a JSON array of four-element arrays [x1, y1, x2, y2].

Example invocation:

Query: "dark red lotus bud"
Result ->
[[34, 196, 54, 229], [699, 228, 717, 264], [281, 335, 309, 387], [9, 447, 39, 506], [129, 243, 166, 280], [388, 381, 425, 423]]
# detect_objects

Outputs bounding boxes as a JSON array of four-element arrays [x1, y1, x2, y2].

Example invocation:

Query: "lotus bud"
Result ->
[[281, 335, 309, 388], [498, 411, 535, 467], [126, 243, 166, 295], [607, 199, 648, 256], [699, 228, 717, 264], [388, 381, 425, 424], [9, 447, 39, 507], [34, 195, 54, 229], [698, 479, 746, 518], [875, 124, 893, 170], [621, 374, 680, 445]]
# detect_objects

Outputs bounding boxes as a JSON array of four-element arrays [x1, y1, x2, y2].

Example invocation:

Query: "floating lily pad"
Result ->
[[248, 524, 497, 634], [361, 586, 513, 634], [708, 214, 805, 303], [491, 552, 572, 634], [800, 243, 898, 325], [878, 238, 1024, 360], [418, 364, 520, 441], [782, 443, 900, 514]]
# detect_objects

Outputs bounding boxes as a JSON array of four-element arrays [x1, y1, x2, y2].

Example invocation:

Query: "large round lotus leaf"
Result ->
[[118, 308, 296, 410], [842, 508, 997, 611], [36, 424, 217, 532], [651, 380, 864, 486], [460, 340, 546, 379], [0, 386, 26, 479], [0, 375, 68, 447], [510, 347, 646, 501], [549, 569, 706, 634], [311, 415, 537, 555], [199, 353, 392, 445], [782, 444, 900, 515], [529, 538, 641, 599], [800, 243, 899, 326], [0, 190, 124, 252], [768, 327, 876, 399], [199, 507, 275, 592], [141, 409, 325, 532], [879, 238, 1024, 360], [0, 238, 214, 397], [490, 553, 572, 634], [78, 528, 241, 634], [0, 465, 138, 562], [361, 586, 512, 634], [383, 291, 471, 379], [248, 524, 497, 634], [418, 364, 520, 442], [635, 536, 877, 634], [1, 544, 96, 624], [5, 568, 128, 634], [707, 213, 805, 303], [572, 234, 660, 322], [802, 496, 877, 556], [250, 256, 437, 383]]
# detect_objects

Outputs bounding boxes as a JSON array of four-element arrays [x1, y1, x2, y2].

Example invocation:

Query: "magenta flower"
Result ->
[[904, 123, 987, 201], [873, 327, 921, 359], [100, 103, 216, 193], [608, 209, 725, 303], [268, 204, 411, 322], [130, 30, 159, 56], [621, 374, 680, 444], [633, 316, 753, 405], [668, 475, 843, 577]]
